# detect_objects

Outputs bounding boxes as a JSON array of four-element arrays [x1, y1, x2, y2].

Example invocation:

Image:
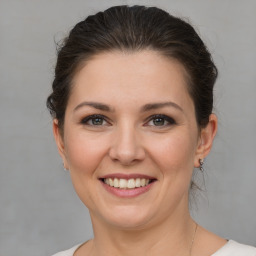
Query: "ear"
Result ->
[[53, 119, 69, 170], [194, 114, 218, 168]]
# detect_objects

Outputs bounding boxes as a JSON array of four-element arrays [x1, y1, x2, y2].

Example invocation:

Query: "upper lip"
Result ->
[[99, 173, 156, 180]]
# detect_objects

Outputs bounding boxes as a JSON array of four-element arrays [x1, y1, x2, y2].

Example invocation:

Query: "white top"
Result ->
[[52, 240, 256, 256]]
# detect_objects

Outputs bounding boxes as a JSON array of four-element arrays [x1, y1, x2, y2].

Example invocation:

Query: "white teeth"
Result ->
[[103, 178, 151, 189], [119, 179, 127, 188], [135, 178, 141, 187], [113, 178, 119, 188], [127, 179, 135, 189]]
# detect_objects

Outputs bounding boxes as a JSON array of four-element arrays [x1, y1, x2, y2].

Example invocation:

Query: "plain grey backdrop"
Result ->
[[0, 0, 255, 255]]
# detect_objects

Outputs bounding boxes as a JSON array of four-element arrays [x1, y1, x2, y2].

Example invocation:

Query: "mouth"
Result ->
[[100, 177, 156, 189], [99, 174, 157, 197]]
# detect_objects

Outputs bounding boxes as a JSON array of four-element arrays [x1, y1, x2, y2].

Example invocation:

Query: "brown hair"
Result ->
[[47, 5, 217, 133]]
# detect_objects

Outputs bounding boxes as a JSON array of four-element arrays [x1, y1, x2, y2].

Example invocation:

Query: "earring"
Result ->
[[63, 163, 69, 171], [199, 159, 204, 172]]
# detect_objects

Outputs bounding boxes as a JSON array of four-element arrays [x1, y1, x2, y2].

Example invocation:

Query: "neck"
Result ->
[[89, 208, 195, 256]]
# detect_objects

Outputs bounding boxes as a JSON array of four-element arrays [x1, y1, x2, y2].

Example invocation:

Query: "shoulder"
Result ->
[[212, 240, 256, 256], [51, 244, 82, 256]]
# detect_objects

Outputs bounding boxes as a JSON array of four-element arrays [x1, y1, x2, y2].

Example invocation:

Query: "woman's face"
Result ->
[[54, 50, 215, 229]]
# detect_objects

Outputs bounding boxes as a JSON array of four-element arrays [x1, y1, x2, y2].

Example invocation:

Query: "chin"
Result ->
[[100, 205, 155, 230]]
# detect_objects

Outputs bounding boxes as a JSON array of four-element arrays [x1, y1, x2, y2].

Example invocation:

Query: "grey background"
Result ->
[[0, 0, 255, 255]]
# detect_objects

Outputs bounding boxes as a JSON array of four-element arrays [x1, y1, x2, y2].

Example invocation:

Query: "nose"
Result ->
[[108, 123, 146, 166]]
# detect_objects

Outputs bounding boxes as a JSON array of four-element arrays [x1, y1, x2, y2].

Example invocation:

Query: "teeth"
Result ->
[[103, 178, 151, 189], [135, 178, 141, 187], [119, 179, 127, 188], [127, 179, 135, 188], [113, 178, 119, 188]]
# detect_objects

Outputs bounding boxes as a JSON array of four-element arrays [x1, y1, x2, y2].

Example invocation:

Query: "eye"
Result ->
[[146, 114, 176, 127], [81, 114, 109, 126]]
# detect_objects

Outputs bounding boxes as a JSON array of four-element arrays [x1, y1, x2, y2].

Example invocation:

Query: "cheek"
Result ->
[[64, 131, 108, 175], [63, 131, 110, 209], [152, 131, 198, 202], [148, 132, 197, 175]]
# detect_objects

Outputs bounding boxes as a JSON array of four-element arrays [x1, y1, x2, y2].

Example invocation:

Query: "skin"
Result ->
[[53, 50, 225, 256]]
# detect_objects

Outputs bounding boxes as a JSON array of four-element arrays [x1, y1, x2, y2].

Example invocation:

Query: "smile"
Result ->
[[99, 174, 157, 197], [103, 178, 151, 189]]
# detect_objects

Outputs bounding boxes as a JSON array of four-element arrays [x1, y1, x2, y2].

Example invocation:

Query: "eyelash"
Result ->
[[80, 114, 176, 127], [145, 114, 176, 127], [81, 114, 110, 126]]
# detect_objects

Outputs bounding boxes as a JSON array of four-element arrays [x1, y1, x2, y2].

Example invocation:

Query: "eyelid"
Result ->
[[80, 114, 111, 125], [144, 114, 176, 126], [80, 113, 176, 127]]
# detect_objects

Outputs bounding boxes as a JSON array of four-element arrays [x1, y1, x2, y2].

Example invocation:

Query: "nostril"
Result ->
[[108, 132, 146, 164], [109, 147, 146, 165]]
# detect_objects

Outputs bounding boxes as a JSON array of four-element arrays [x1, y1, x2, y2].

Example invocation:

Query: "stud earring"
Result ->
[[199, 159, 204, 172], [63, 163, 69, 171]]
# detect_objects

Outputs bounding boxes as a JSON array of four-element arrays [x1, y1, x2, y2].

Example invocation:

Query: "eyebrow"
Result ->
[[73, 101, 114, 112], [73, 101, 183, 113], [141, 102, 184, 112]]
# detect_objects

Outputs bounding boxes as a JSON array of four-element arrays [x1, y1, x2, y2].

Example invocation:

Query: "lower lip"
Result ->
[[101, 181, 155, 198]]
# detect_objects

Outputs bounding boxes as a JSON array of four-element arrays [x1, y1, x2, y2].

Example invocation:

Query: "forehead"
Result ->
[[70, 50, 193, 110]]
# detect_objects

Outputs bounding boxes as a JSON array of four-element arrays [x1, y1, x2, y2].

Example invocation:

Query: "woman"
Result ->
[[47, 5, 256, 256]]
